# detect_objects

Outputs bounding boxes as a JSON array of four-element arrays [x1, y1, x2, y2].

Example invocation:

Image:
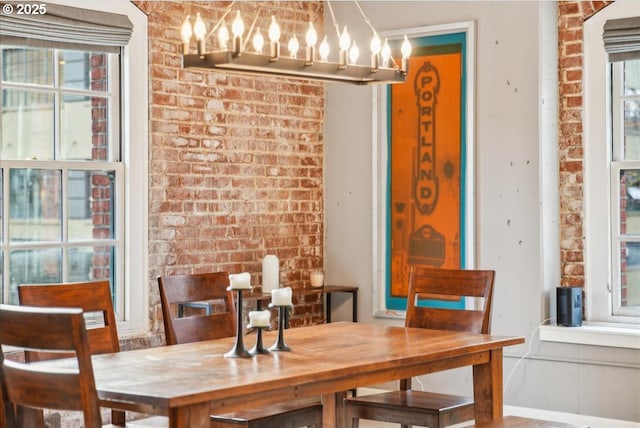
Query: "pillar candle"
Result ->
[[271, 287, 292, 306], [248, 310, 271, 327], [262, 254, 279, 293], [310, 270, 324, 287], [228, 272, 251, 290]]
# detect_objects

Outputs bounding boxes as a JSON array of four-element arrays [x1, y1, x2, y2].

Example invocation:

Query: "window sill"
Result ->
[[540, 322, 640, 349]]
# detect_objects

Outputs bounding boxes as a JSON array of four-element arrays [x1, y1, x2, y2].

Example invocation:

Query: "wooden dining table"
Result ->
[[45, 322, 524, 427]]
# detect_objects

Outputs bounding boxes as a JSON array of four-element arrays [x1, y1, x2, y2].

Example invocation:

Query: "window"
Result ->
[[0, 1, 148, 333], [611, 59, 640, 318], [584, 3, 640, 325], [1, 45, 123, 307]]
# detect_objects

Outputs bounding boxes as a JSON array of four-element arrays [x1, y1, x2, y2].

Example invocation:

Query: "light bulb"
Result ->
[[253, 27, 264, 53], [401, 35, 411, 73], [401, 35, 412, 58], [268, 16, 280, 43], [319, 35, 330, 61], [339, 26, 351, 52], [193, 13, 206, 41], [349, 41, 359, 65], [193, 13, 206, 56], [288, 35, 300, 58], [181, 16, 192, 44], [232, 10, 244, 37], [218, 24, 230, 49], [381, 38, 391, 67], [370, 33, 381, 55], [305, 22, 317, 47], [180, 16, 192, 54]]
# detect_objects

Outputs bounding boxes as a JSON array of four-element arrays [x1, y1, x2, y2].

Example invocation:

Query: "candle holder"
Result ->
[[268, 304, 293, 352], [225, 287, 252, 358], [247, 324, 271, 355]]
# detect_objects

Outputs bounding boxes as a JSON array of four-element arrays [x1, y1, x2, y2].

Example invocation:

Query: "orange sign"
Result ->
[[389, 46, 463, 299]]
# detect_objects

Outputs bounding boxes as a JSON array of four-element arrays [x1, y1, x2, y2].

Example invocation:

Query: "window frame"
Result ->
[[0, 0, 148, 335], [584, 0, 640, 325]]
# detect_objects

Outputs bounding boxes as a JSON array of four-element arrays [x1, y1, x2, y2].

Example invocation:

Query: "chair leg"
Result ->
[[111, 409, 126, 425]]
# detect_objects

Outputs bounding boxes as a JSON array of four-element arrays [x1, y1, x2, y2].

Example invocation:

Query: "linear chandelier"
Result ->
[[180, 1, 411, 85]]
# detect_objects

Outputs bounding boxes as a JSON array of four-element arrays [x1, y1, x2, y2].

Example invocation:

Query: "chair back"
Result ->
[[18, 281, 120, 362], [157, 272, 236, 345], [0, 304, 103, 428], [405, 266, 495, 334]]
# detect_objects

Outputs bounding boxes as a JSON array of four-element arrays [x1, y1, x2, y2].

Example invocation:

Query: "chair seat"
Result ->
[[346, 390, 474, 425], [462, 415, 589, 428], [210, 398, 323, 427]]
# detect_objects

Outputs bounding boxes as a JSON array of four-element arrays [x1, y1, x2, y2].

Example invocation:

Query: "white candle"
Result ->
[[310, 270, 324, 287], [228, 272, 252, 290], [262, 254, 279, 293], [271, 287, 292, 306], [248, 310, 271, 327]]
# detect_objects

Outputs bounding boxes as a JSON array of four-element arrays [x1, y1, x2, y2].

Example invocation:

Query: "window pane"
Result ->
[[9, 248, 62, 304], [60, 51, 108, 91], [0, 251, 3, 302], [624, 59, 640, 161], [621, 241, 640, 309], [9, 169, 61, 242], [0, 171, 3, 243], [624, 99, 640, 160], [69, 170, 115, 241], [1, 89, 54, 160], [61, 94, 109, 161], [623, 59, 640, 96], [1, 46, 53, 85]]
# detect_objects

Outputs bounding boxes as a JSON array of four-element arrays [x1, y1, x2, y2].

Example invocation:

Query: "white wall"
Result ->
[[324, 1, 639, 421]]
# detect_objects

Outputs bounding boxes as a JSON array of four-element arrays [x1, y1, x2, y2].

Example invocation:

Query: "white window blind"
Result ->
[[603, 16, 640, 62], [0, 1, 133, 53]]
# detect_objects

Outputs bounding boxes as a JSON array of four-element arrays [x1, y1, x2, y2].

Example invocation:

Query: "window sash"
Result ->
[[610, 60, 640, 319], [0, 42, 125, 319], [610, 162, 640, 318], [0, 161, 125, 315]]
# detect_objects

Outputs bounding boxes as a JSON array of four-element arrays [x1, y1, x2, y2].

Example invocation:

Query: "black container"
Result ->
[[556, 286, 582, 327]]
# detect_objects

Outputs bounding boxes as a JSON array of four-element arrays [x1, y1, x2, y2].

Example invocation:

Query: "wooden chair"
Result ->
[[344, 266, 496, 428], [157, 272, 323, 428], [18, 280, 141, 427], [0, 304, 122, 428], [462, 415, 589, 427]]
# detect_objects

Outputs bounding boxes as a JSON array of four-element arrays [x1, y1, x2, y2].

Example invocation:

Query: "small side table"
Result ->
[[296, 285, 358, 323], [179, 285, 358, 324]]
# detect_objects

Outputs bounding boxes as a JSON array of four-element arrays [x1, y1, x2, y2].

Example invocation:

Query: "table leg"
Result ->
[[352, 290, 358, 322], [472, 348, 504, 422], [326, 293, 332, 323], [321, 390, 347, 428], [169, 403, 211, 428]]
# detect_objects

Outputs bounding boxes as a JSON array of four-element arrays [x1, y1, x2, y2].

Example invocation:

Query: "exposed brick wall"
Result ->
[[134, 1, 326, 337], [557, 1, 612, 288]]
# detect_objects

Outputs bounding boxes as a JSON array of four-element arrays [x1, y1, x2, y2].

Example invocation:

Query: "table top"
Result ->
[[73, 322, 522, 416]]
